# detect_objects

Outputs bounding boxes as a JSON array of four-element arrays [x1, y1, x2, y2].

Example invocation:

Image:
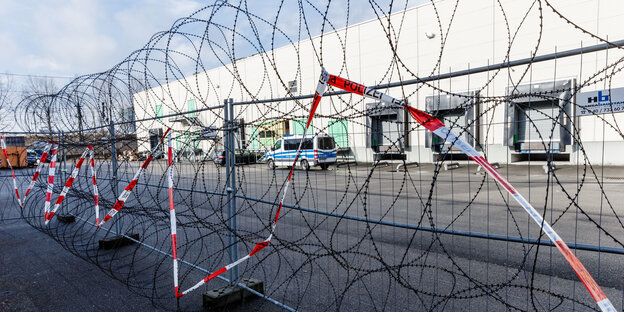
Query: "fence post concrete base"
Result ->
[[56, 214, 75, 224], [202, 278, 264, 309], [444, 162, 461, 170], [98, 233, 140, 250]]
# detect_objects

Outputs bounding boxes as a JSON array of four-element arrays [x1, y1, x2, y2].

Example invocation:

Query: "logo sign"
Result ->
[[578, 87, 624, 115]]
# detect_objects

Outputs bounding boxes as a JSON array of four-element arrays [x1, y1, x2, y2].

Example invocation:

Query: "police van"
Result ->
[[265, 134, 337, 170]]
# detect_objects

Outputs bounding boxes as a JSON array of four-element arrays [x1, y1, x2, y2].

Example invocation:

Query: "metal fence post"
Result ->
[[109, 121, 120, 234], [228, 98, 238, 285], [224, 98, 238, 285], [58, 131, 65, 215]]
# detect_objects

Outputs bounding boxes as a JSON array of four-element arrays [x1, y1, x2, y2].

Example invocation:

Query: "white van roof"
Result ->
[[281, 133, 330, 139]]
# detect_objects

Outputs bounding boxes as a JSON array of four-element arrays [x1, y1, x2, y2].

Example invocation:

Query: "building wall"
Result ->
[[133, 0, 624, 165]]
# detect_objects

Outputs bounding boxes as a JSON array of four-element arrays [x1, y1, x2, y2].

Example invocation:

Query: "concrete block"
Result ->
[[444, 162, 460, 170], [56, 214, 75, 224], [98, 233, 140, 250], [476, 162, 500, 172], [203, 278, 264, 309], [543, 162, 556, 174]]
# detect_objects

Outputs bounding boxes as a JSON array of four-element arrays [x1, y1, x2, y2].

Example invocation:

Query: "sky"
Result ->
[[0, 0, 428, 87], [0, 0, 204, 81]]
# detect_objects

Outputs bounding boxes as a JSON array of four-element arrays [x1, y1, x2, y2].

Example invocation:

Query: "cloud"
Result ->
[[0, 32, 19, 63], [0, 0, 202, 77], [19, 54, 64, 71], [30, 1, 118, 70], [0, 0, 425, 80], [113, 0, 202, 52]]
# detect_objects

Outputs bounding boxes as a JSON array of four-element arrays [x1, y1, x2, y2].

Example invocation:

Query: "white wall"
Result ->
[[133, 0, 624, 165]]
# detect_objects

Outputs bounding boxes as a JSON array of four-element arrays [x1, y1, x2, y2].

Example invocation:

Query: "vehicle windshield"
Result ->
[[273, 140, 282, 150], [317, 137, 335, 150]]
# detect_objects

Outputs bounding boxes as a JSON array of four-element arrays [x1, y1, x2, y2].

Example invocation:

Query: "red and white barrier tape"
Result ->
[[23, 143, 53, 203], [99, 128, 171, 226], [0, 137, 55, 208], [180, 70, 330, 296], [1, 69, 613, 310], [323, 70, 615, 312], [43, 144, 59, 221], [89, 147, 100, 227], [166, 131, 181, 298], [2, 130, 166, 228], [45, 146, 92, 224], [0, 136, 22, 207]]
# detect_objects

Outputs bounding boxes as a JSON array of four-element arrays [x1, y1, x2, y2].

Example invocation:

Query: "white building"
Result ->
[[133, 0, 624, 165]]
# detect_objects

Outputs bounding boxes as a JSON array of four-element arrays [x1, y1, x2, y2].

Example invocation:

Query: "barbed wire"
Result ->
[[1, 0, 624, 311]]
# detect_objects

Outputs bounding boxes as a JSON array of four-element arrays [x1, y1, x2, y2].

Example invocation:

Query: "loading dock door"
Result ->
[[149, 128, 163, 151], [372, 114, 401, 150], [425, 91, 479, 153], [516, 100, 561, 145], [366, 102, 406, 159], [504, 79, 573, 153], [435, 110, 468, 153]]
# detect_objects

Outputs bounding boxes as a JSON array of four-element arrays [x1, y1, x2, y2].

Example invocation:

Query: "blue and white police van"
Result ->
[[265, 134, 337, 170]]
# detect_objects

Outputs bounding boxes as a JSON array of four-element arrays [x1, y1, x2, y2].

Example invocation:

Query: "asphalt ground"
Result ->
[[1, 160, 624, 311], [0, 220, 163, 312]]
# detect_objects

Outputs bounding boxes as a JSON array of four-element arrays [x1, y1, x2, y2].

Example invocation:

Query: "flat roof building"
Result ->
[[133, 0, 624, 165]]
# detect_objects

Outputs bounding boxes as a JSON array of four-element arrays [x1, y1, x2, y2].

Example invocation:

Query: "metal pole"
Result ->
[[109, 121, 120, 234], [58, 131, 65, 215], [228, 98, 238, 285], [223, 99, 233, 284], [231, 39, 624, 107], [57, 131, 64, 180], [89, 174, 624, 256]]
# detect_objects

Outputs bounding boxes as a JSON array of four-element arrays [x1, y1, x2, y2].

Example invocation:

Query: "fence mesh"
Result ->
[[2, 1, 624, 311]]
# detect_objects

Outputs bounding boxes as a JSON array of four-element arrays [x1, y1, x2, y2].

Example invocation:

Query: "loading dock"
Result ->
[[169, 115, 210, 160], [148, 128, 164, 151], [366, 102, 408, 161], [425, 92, 479, 161], [504, 79, 573, 161]]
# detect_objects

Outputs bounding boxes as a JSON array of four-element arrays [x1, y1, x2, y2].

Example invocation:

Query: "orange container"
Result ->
[[0, 146, 27, 168]]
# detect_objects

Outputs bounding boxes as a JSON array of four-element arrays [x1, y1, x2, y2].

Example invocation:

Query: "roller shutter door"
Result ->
[[380, 114, 400, 146], [516, 101, 560, 143], [434, 113, 467, 151], [442, 113, 467, 136]]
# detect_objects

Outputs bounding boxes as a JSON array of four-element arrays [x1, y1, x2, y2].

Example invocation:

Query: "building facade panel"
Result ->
[[133, 0, 624, 165]]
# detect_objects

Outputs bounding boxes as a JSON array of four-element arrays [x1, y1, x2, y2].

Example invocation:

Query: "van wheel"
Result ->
[[320, 163, 329, 170], [267, 159, 276, 170], [300, 159, 310, 171]]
